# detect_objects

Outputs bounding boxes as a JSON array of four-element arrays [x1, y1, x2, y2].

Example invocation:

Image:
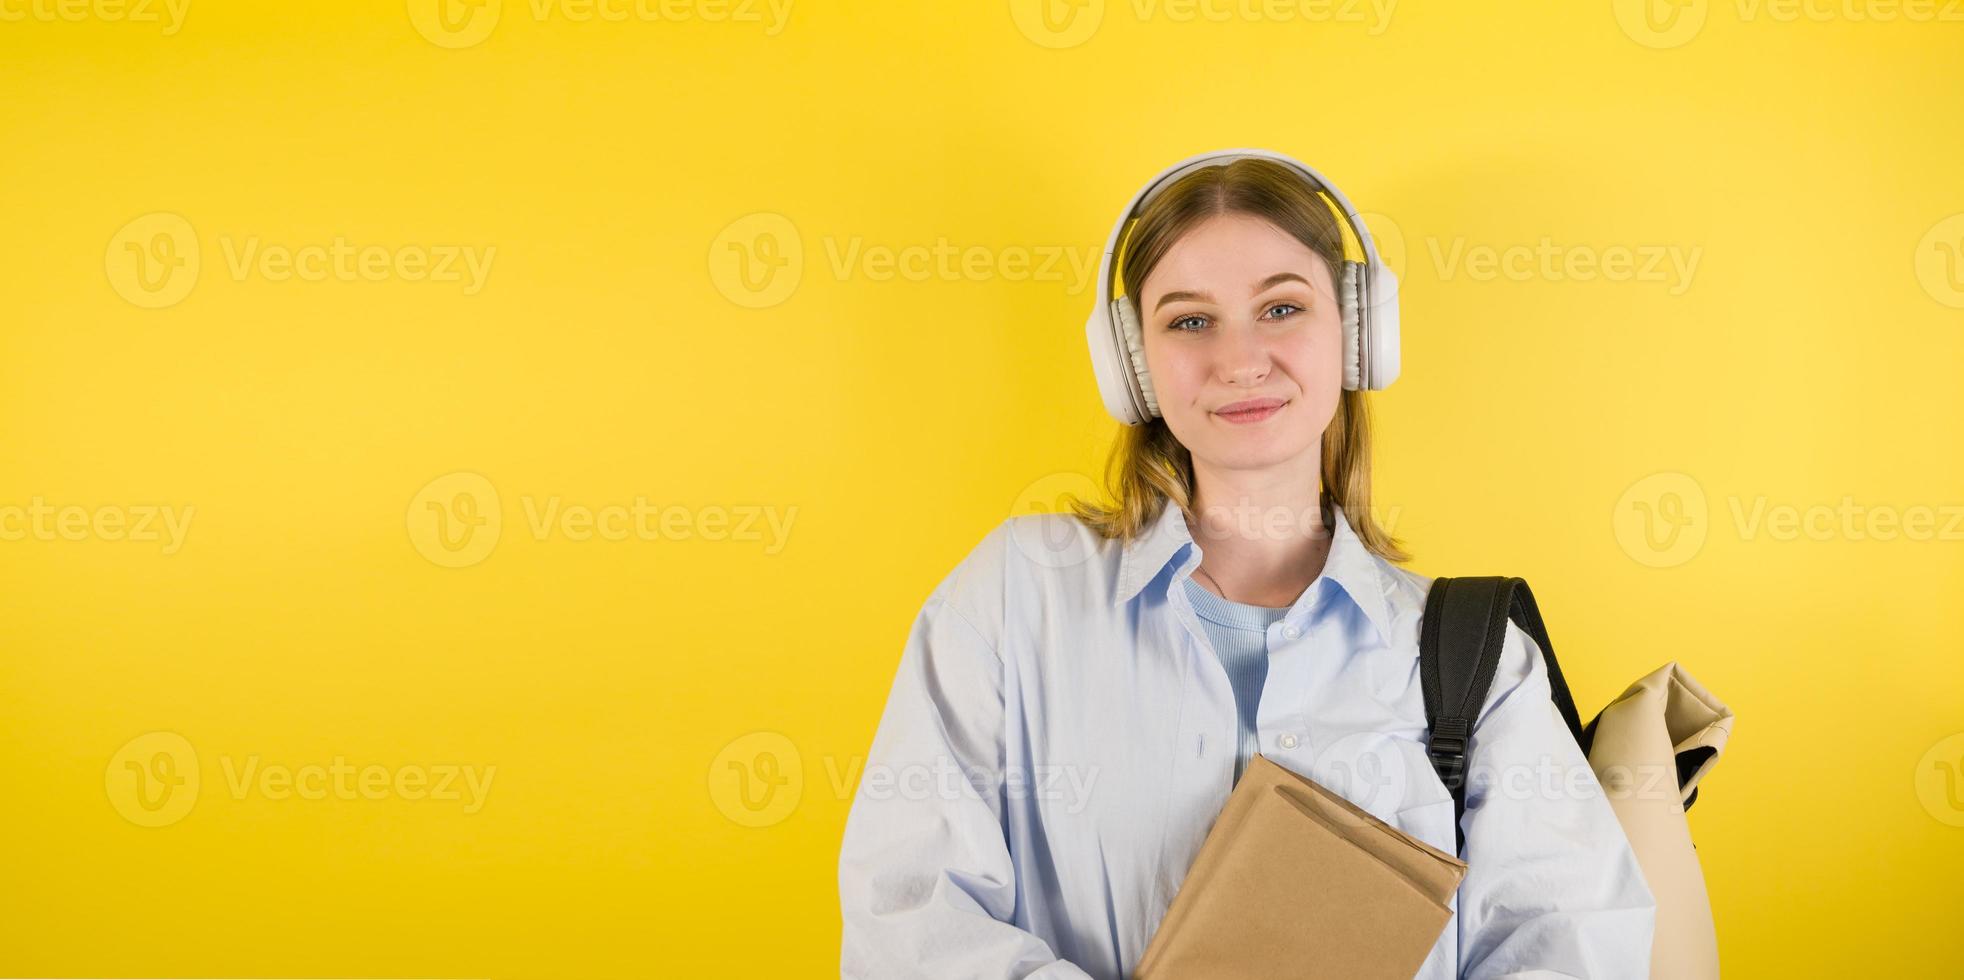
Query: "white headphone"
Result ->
[[1083, 148, 1403, 426]]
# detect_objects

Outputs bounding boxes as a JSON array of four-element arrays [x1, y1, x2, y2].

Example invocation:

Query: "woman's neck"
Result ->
[[1185, 470, 1332, 607]]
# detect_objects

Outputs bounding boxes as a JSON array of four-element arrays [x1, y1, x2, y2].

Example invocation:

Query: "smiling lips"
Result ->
[[1214, 397, 1288, 424]]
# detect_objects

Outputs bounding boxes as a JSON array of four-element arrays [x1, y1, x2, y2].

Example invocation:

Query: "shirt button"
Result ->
[[1278, 733, 1299, 749], [1281, 624, 1301, 639]]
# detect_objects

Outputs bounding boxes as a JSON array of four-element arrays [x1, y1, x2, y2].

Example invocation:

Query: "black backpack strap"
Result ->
[[1420, 576, 1585, 854]]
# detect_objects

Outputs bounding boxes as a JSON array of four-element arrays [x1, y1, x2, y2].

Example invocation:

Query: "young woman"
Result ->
[[839, 150, 1655, 979]]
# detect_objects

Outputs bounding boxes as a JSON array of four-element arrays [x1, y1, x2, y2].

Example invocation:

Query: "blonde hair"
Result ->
[[1067, 157, 1410, 564]]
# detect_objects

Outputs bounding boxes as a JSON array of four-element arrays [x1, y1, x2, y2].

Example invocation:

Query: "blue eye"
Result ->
[[1168, 304, 1303, 332]]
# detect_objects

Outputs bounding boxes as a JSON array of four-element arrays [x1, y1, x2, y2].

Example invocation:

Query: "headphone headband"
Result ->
[[1092, 147, 1390, 314]]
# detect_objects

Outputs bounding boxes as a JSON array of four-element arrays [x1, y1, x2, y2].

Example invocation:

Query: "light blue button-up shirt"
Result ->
[[839, 500, 1655, 979]]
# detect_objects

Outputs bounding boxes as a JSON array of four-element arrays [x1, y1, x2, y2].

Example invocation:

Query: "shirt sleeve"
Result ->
[[838, 534, 1094, 980], [1454, 621, 1657, 980]]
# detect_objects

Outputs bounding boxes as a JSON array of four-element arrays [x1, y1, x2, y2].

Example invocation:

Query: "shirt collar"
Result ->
[[1112, 498, 1396, 643]]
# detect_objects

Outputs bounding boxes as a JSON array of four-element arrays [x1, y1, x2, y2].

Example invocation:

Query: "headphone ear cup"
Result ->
[[1366, 259, 1401, 389], [1085, 303, 1141, 425], [1113, 295, 1160, 420], [1339, 260, 1365, 390]]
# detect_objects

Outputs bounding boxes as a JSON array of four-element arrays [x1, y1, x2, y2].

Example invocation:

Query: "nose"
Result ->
[[1216, 318, 1271, 387]]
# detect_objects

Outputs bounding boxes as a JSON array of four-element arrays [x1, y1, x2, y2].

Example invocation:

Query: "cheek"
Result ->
[[1143, 338, 1201, 400], [1274, 324, 1344, 437], [1281, 320, 1344, 388]]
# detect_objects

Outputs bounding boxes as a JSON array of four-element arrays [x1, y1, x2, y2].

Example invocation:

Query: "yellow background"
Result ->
[[3, 0, 1961, 976]]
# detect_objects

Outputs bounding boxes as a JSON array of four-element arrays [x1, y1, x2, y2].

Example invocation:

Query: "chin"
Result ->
[[1202, 438, 1315, 469]]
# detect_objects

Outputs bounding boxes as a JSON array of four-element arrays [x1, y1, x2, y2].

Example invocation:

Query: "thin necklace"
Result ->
[[1194, 564, 1227, 599]]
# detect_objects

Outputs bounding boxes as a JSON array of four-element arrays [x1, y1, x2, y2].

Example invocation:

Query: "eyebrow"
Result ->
[[1152, 272, 1312, 313]]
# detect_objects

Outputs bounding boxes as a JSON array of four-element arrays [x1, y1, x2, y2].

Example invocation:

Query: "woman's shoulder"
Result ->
[[1342, 535, 1435, 651], [999, 510, 1123, 578], [1365, 557, 1554, 723], [1374, 557, 1433, 603], [919, 513, 1124, 642]]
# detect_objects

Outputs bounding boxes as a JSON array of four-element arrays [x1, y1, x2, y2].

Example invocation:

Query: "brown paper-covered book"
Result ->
[[1132, 754, 1469, 980]]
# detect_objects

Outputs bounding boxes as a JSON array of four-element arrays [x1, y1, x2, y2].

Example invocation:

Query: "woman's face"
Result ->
[[1137, 211, 1343, 475]]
